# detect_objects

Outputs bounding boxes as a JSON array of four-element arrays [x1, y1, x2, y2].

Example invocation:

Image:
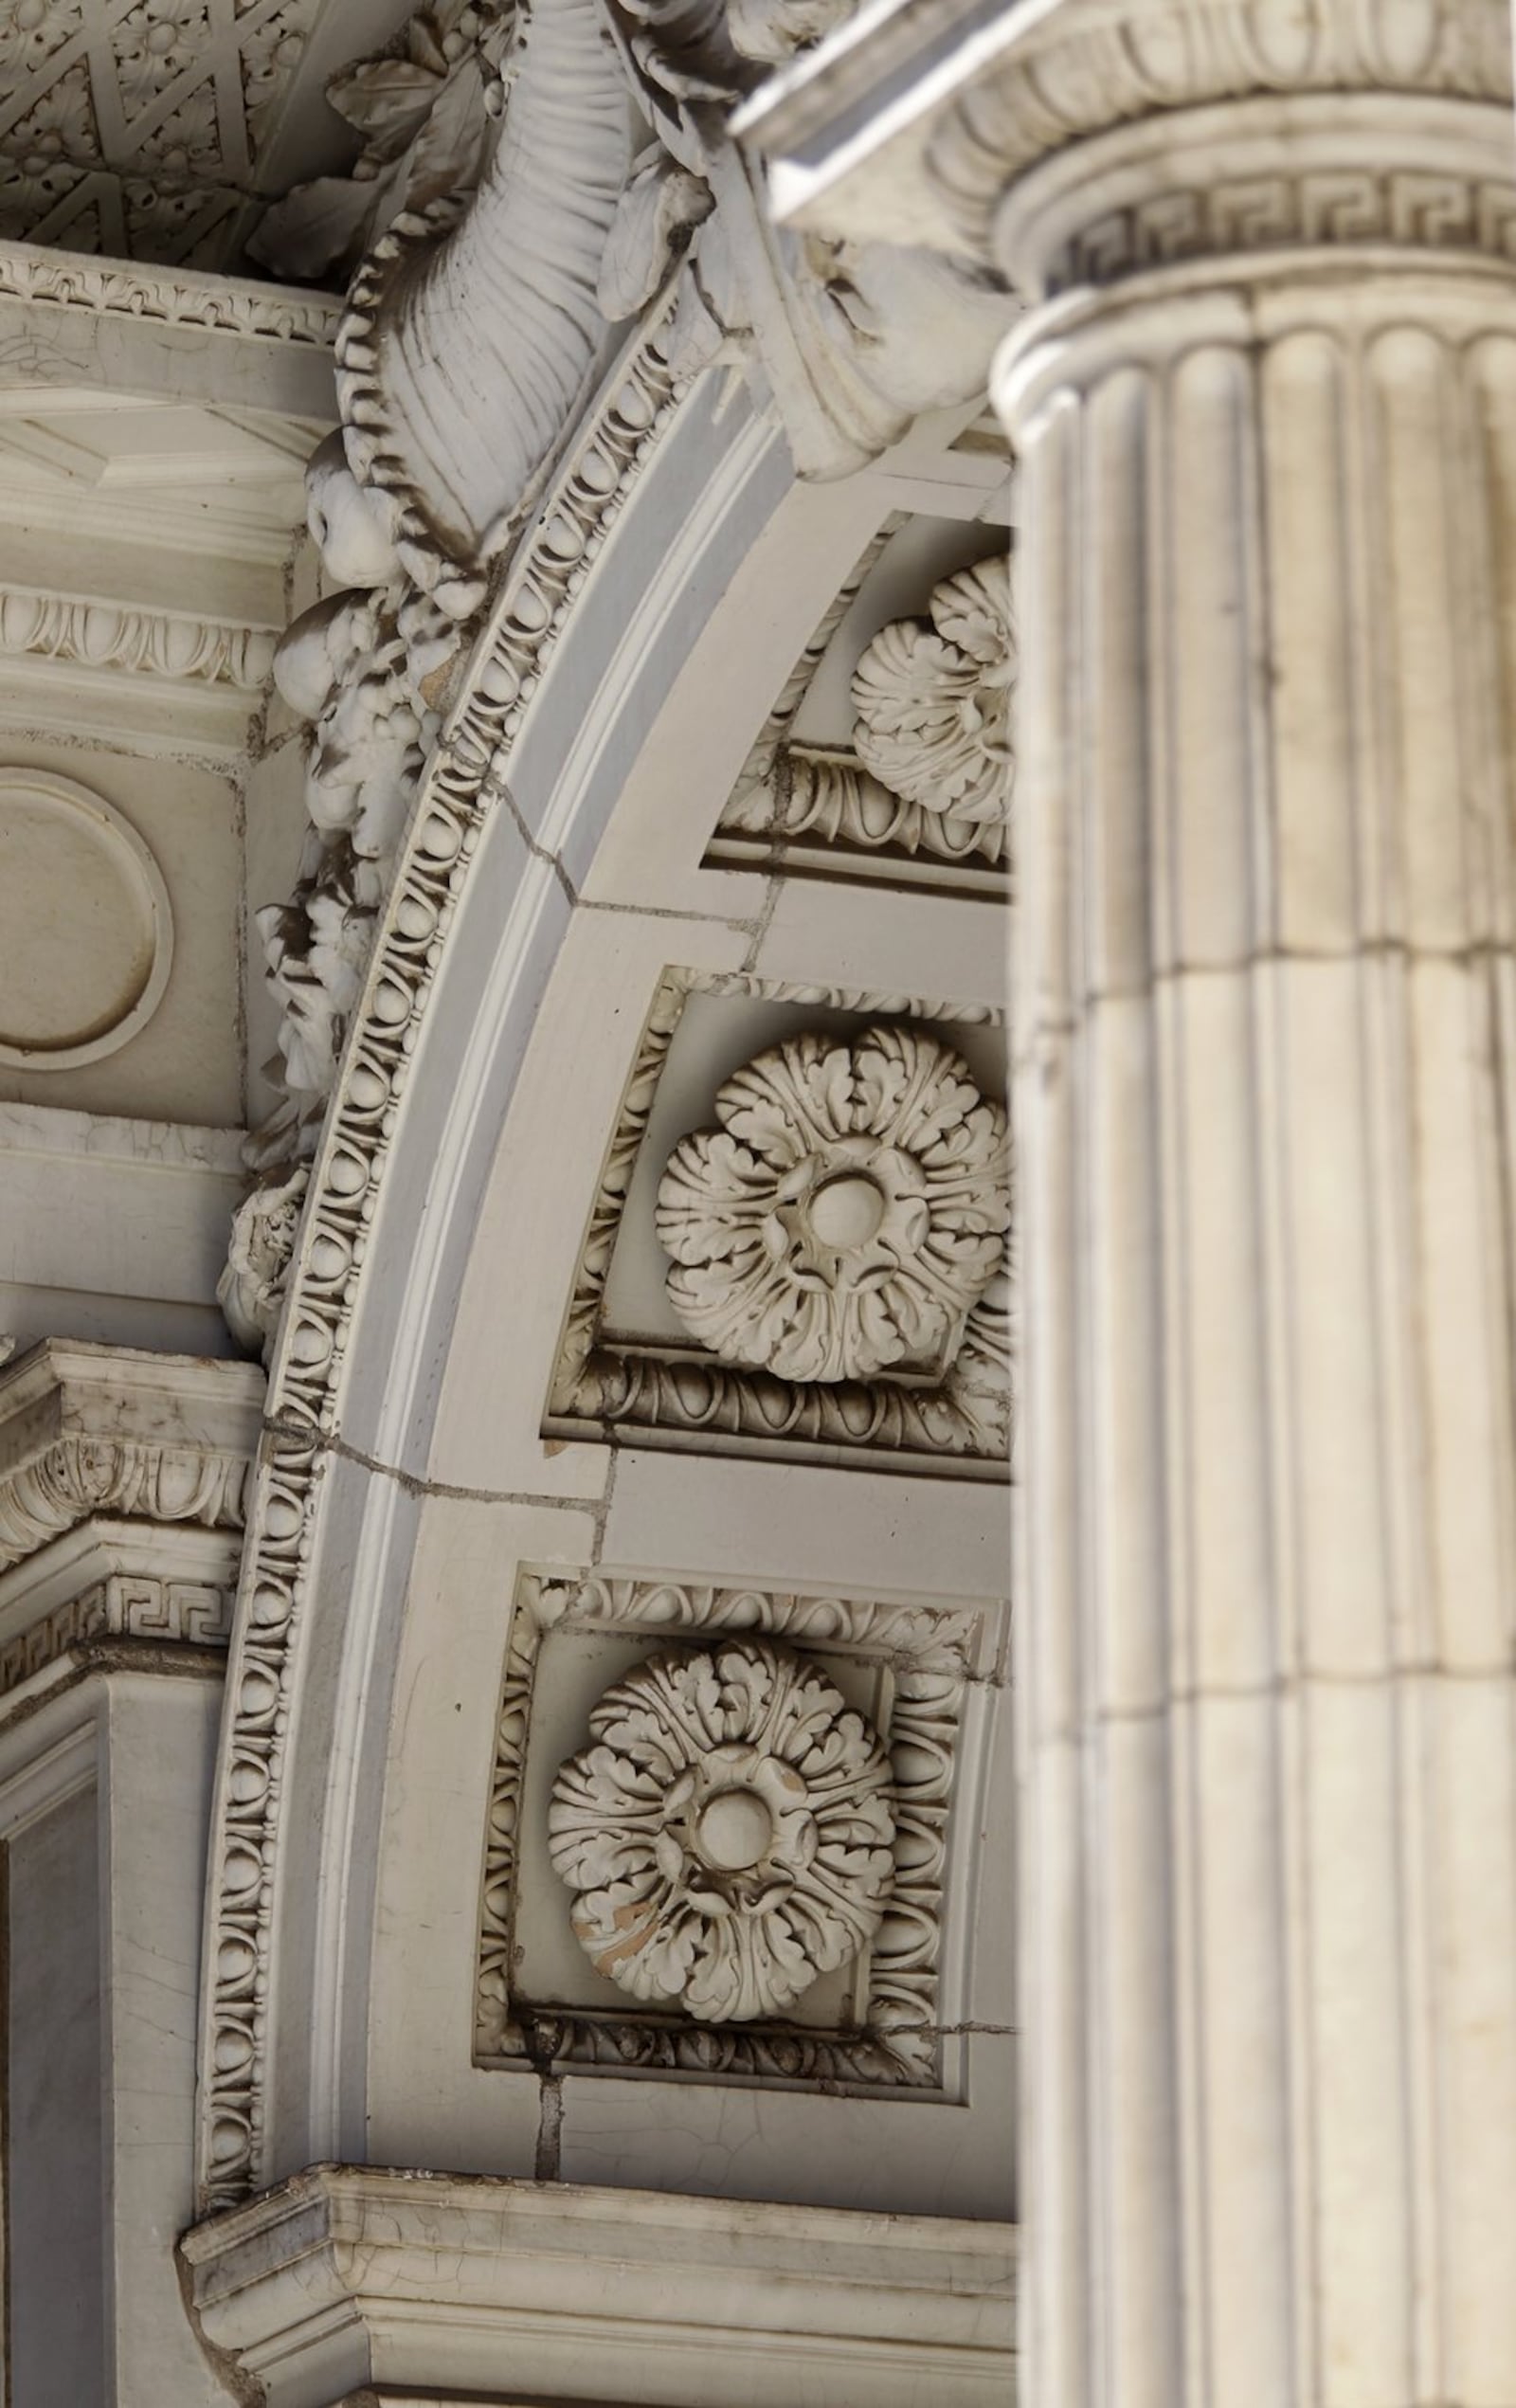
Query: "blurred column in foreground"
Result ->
[[744, 7, 1516, 2399]]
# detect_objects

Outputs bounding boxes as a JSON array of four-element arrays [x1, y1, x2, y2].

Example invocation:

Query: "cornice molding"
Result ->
[[0, 1343, 264, 1576], [0, 587, 278, 692], [0, 237, 342, 346], [739, 0, 1516, 279], [182, 2165, 1016, 2408], [930, 0, 1514, 265], [0, 1573, 235, 1700], [0, 1516, 246, 1712]]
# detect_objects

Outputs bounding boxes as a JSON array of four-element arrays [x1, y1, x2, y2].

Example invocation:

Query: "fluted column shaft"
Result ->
[[998, 243, 1516, 2403]]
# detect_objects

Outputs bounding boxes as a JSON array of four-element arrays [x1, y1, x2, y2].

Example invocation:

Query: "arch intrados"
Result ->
[[197, 335, 1011, 2211]]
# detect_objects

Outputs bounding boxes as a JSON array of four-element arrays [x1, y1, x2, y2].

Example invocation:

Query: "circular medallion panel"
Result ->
[[0, 771, 173, 1068], [549, 1639, 897, 2024]]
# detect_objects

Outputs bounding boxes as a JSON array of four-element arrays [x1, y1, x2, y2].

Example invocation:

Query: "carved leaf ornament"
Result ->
[[851, 555, 1013, 825], [549, 1639, 896, 2022], [656, 1023, 1011, 1385]]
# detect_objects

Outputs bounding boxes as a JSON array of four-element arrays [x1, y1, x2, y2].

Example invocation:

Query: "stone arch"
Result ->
[[197, 323, 1014, 2225]]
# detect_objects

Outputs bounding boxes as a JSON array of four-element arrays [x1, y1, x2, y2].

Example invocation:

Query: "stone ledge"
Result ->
[[181, 2164, 1016, 2408], [0, 1341, 264, 1573]]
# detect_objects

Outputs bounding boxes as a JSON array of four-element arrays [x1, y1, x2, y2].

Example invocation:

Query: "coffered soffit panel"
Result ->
[[709, 507, 1012, 896], [478, 1562, 1006, 2100], [546, 967, 1012, 1476], [0, 0, 411, 269]]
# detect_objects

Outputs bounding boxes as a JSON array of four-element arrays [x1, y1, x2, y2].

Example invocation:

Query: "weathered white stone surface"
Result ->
[[748, 3, 1516, 2402], [182, 2164, 1016, 2408], [90, 6, 1516, 2404], [0, 1670, 234, 2406], [0, 1105, 249, 1357], [0, 1339, 262, 1571], [0, 1338, 262, 2403]]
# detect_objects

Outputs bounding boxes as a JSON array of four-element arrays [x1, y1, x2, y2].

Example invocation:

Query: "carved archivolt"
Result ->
[[203, 0, 1013, 2210], [201, 302, 690, 2214], [657, 1023, 1011, 1384], [549, 1639, 895, 2022], [225, 0, 1014, 1346]]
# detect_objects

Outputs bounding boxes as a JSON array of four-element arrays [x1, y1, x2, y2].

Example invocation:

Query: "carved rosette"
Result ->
[[655, 1023, 1010, 1384], [548, 1639, 896, 2022], [852, 555, 1012, 825]]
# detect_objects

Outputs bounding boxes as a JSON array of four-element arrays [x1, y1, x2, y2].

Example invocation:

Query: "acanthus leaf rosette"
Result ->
[[851, 554, 1013, 825], [655, 1023, 1010, 1385], [548, 1639, 896, 2023]]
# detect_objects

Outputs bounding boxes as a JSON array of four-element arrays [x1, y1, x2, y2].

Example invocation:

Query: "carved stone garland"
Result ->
[[656, 1023, 1011, 1385], [549, 1639, 896, 2022], [221, 0, 639, 1357]]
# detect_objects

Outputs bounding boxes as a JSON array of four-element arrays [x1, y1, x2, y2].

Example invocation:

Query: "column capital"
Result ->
[[739, 0, 1515, 288]]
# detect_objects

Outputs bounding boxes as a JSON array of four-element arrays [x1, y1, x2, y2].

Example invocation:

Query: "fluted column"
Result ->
[[994, 71, 1516, 2408], [736, 5, 1516, 2397]]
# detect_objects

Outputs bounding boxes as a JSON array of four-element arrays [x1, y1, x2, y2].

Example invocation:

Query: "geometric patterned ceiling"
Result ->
[[0, 0, 406, 270]]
